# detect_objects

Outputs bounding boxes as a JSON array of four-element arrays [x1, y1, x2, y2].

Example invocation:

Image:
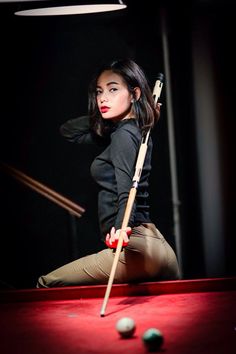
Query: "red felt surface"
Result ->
[[1, 286, 236, 354]]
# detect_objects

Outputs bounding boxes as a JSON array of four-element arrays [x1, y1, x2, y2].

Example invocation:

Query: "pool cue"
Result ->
[[100, 74, 164, 317], [0, 162, 85, 218]]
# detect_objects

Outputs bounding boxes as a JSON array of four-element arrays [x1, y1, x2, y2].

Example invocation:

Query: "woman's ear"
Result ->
[[133, 87, 141, 101]]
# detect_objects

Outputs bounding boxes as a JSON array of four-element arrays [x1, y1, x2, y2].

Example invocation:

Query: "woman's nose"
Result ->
[[100, 93, 108, 102]]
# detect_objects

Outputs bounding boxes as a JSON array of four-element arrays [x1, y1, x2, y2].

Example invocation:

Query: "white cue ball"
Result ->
[[115, 317, 136, 338]]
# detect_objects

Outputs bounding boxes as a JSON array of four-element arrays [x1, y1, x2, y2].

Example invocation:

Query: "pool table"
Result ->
[[0, 277, 235, 353]]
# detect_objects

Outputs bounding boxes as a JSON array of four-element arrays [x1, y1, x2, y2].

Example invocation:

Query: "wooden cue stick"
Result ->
[[100, 134, 149, 317], [100, 75, 164, 317], [0, 162, 85, 218]]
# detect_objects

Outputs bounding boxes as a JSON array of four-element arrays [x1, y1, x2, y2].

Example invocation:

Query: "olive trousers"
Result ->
[[37, 223, 180, 288]]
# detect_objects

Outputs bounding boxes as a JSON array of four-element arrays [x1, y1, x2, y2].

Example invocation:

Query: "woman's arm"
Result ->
[[60, 115, 107, 146]]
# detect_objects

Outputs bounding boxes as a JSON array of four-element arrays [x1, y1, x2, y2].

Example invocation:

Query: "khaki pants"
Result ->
[[37, 223, 180, 288]]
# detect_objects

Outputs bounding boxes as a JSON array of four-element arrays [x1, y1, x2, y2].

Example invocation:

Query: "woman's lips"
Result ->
[[100, 107, 110, 113]]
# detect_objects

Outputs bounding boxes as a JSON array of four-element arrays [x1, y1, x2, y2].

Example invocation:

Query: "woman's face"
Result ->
[[96, 70, 134, 122]]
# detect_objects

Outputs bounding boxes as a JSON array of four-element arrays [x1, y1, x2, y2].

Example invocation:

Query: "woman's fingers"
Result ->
[[119, 227, 132, 242], [107, 226, 132, 245], [106, 227, 131, 248], [110, 227, 116, 243]]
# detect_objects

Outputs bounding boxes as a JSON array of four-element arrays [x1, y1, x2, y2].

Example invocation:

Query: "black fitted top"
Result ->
[[60, 116, 152, 239]]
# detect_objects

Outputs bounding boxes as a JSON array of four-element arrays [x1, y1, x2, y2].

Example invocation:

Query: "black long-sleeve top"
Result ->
[[60, 116, 152, 239]]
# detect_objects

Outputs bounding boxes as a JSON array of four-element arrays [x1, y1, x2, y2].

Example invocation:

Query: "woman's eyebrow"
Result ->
[[107, 81, 119, 86], [96, 81, 120, 88]]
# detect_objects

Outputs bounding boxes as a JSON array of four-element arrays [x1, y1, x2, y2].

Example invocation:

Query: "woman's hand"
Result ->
[[105, 226, 132, 249]]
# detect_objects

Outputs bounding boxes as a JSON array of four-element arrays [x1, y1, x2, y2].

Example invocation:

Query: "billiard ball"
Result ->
[[142, 328, 164, 351], [115, 317, 136, 338]]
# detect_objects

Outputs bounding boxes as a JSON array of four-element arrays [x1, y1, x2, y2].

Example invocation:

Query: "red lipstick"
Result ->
[[100, 106, 109, 113]]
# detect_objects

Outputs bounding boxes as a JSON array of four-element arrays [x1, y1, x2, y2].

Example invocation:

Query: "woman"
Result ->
[[37, 59, 180, 287]]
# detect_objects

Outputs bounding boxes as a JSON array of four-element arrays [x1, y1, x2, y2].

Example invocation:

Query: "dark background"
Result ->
[[0, 0, 235, 288]]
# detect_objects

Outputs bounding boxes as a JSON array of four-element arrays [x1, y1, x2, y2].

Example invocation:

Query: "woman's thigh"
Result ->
[[119, 224, 180, 281]]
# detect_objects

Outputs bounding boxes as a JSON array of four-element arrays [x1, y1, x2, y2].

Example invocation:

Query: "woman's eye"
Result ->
[[96, 90, 102, 96], [110, 88, 118, 93]]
